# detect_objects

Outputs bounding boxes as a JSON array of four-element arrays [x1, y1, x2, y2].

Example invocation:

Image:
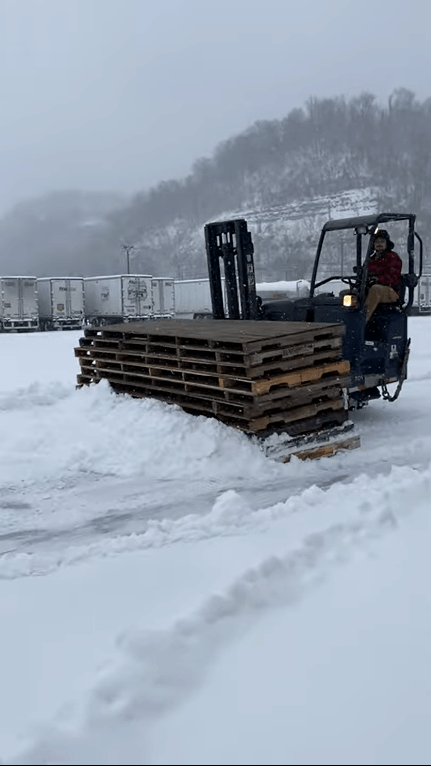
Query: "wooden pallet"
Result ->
[[75, 339, 344, 380], [104, 377, 345, 424], [79, 318, 344, 347], [75, 319, 351, 437], [77, 320, 344, 369], [76, 356, 349, 397], [77, 367, 347, 412]]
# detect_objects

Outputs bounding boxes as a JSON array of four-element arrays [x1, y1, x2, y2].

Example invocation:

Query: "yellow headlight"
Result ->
[[343, 294, 357, 308]]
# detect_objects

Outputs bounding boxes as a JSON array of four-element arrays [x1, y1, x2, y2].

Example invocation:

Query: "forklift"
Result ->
[[205, 213, 423, 408]]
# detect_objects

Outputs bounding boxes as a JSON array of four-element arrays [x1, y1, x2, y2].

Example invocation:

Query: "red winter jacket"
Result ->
[[368, 250, 403, 293]]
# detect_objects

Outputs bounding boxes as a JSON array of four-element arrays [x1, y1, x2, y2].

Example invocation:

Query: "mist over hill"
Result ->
[[1, 88, 430, 281]]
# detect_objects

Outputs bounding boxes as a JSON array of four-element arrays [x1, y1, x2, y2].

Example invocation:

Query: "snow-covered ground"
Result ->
[[1, 319, 431, 765]]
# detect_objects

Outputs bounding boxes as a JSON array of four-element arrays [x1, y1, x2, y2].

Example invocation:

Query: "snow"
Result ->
[[1, 319, 431, 765], [230, 187, 379, 234], [256, 279, 310, 299]]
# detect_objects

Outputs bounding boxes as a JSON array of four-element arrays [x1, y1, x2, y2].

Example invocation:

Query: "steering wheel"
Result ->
[[314, 275, 358, 291]]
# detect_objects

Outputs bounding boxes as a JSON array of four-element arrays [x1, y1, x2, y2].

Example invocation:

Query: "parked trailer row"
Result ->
[[0, 275, 176, 332], [1, 273, 430, 332]]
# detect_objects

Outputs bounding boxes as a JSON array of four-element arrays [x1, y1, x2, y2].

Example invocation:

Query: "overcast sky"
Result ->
[[1, 0, 431, 213]]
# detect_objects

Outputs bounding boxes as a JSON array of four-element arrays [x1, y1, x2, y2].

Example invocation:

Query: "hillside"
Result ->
[[153, 186, 380, 282], [1, 88, 431, 281]]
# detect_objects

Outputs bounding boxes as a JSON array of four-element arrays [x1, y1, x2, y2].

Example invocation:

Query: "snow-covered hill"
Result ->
[[226, 186, 379, 231], [146, 186, 381, 281]]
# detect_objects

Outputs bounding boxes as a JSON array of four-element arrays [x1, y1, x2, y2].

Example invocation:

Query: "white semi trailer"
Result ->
[[415, 274, 431, 314], [83, 274, 153, 326], [151, 277, 175, 318], [37, 277, 85, 330], [173, 278, 226, 318], [173, 278, 309, 318], [0, 276, 39, 331]]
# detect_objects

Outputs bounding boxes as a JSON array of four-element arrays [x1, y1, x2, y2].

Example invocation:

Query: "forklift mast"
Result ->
[[204, 219, 259, 319]]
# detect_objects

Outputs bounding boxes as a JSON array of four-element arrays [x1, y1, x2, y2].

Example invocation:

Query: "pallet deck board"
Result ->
[[250, 360, 350, 394], [281, 434, 361, 462], [82, 318, 345, 351]]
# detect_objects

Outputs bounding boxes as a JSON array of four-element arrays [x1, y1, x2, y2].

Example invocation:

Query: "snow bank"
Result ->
[[0, 377, 283, 488], [0, 457, 428, 579]]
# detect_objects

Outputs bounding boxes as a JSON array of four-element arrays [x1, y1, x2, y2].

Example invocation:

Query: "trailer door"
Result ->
[[2, 279, 20, 318], [122, 276, 152, 317], [68, 279, 85, 318], [136, 276, 152, 316], [51, 280, 67, 319], [419, 276, 431, 313], [21, 278, 38, 317]]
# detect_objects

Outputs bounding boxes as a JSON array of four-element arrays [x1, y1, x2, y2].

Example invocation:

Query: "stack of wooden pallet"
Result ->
[[75, 319, 351, 440]]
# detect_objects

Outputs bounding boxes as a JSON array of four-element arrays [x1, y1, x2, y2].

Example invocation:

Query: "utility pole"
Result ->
[[122, 244, 136, 274]]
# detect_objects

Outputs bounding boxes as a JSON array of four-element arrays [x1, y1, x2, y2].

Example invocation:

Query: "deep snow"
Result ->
[[0, 318, 431, 765]]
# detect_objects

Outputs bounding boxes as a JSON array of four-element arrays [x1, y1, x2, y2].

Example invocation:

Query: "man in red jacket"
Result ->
[[365, 229, 403, 322]]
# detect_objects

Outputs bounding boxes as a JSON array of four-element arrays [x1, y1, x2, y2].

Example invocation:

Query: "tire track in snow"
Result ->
[[0, 461, 429, 580]]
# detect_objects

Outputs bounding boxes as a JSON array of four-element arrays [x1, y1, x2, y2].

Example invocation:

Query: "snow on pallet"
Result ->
[[75, 319, 351, 438]]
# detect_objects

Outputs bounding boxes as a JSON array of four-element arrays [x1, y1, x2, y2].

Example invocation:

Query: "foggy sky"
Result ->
[[1, 0, 431, 214]]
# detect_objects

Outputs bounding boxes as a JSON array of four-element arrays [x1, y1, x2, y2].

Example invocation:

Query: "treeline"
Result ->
[[109, 88, 431, 229], [102, 88, 431, 279]]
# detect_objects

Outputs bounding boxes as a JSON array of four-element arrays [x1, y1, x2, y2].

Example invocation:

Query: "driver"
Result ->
[[364, 229, 402, 322]]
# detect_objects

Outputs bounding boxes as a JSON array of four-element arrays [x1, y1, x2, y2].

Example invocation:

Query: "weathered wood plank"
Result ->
[[281, 434, 361, 462], [250, 360, 350, 394]]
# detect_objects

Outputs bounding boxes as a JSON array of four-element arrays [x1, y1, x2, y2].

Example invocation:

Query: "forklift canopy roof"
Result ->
[[322, 213, 416, 232]]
